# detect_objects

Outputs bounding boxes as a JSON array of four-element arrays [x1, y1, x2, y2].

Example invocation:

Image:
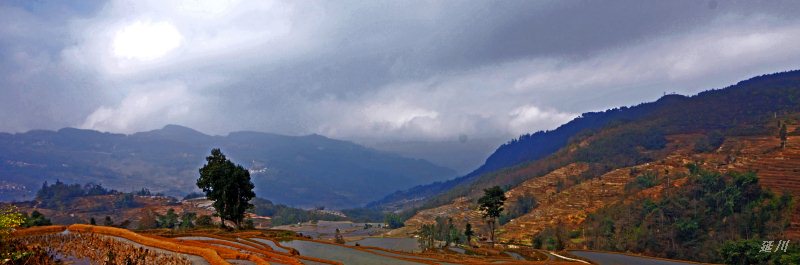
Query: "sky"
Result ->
[[2, 0, 800, 143]]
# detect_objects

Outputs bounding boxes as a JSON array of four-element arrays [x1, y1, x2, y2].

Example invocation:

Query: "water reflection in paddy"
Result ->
[[447, 247, 466, 254], [367, 249, 438, 261], [345, 237, 420, 252], [174, 236, 252, 249], [249, 238, 290, 253], [281, 240, 424, 265], [504, 251, 525, 260]]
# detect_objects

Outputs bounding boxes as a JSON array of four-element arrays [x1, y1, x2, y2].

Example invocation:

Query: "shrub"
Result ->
[[22, 211, 52, 227], [195, 215, 214, 227]]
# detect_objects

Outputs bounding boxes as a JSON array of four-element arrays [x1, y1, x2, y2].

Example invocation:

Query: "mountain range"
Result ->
[[0, 125, 456, 208]]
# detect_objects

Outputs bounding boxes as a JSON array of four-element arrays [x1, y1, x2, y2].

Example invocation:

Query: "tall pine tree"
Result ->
[[478, 186, 506, 246], [780, 123, 788, 148], [197, 149, 255, 229]]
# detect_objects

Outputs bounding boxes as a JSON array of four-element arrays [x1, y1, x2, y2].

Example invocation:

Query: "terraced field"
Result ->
[[398, 163, 589, 238], [499, 154, 690, 243], [11, 225, 309, 265], [400, 130, 800, 243], [10, 225, 586, 264], [400, 135, 696, 243], [718, 129, 800, 239], [395, 197, 485, 238], [503, 163, 589, 207]]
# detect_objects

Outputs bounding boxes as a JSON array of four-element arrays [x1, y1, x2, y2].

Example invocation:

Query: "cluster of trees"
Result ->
[[414, 186, 507, 250], [624, 171, 659, 192], [113, 193, 137, 208], [582, 164, 797, 263], [417, 217, 463, 250], [384, 213, 405, 229], [251, 197, 345, 226], [36, 181, 116, 209], [694, 130, 725, 152], [531, 221, 575, 251], [133, 188, 164, 197], [417, 185, 508, 250], [20, 211, 51, 228], [137, 208, 213, 230], [499, 194, 537, 225], [35, 181, 166, 211], [88, 215, 130, 228], [574, 127, 666, 166]]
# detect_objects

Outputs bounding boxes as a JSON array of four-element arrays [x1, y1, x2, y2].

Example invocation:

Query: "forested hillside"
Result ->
[[580, 165, 796, 263]]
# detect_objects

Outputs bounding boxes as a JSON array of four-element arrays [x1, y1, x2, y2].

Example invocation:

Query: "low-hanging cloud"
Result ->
[[80, 81, 198, 133], [2, 0, 800, 142]]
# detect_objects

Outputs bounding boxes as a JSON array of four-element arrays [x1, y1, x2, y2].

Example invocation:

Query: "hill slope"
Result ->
[[0, 125, 456, 208], [394, 70, 800, 247], [403, 70, 800, 212]]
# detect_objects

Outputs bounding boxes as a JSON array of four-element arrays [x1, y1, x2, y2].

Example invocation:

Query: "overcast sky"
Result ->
[[2, 0, 800, 142]]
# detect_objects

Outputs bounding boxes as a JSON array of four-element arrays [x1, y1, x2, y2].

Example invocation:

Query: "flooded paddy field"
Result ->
[[345, 237, 420, 252], [272, 221, 389, 240], [282, 239, 424, 265]]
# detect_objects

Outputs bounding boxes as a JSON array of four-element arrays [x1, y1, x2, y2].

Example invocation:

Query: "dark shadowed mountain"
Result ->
[[0, 125, 456, 208]]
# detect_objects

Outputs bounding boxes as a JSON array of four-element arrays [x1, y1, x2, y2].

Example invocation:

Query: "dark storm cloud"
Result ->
[[1, 0, 800, 141], [0, 1, 105, 132]]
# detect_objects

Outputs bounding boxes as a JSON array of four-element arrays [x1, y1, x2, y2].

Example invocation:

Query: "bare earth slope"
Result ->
[[397, 128, 800, 243]]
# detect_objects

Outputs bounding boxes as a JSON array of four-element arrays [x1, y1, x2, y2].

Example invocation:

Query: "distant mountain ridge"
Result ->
[[364, 138, 505, 175], [0, 125, 456, 208]]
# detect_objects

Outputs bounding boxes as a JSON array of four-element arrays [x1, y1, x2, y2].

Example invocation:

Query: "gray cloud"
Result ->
[[2, 0, 800, 142]]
